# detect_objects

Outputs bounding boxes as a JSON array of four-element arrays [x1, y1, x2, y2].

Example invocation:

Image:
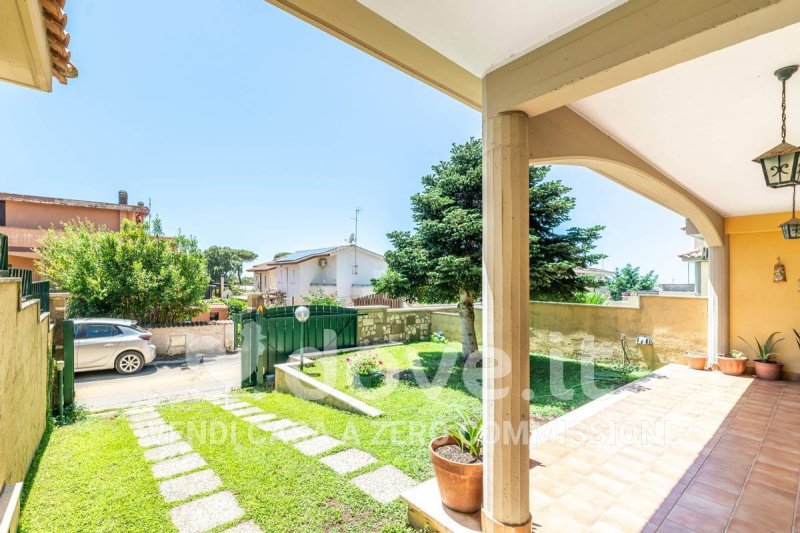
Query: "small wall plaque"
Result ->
[[774, 257, 787, 283]]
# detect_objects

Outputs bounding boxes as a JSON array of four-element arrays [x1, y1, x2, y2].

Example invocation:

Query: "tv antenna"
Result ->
[[352, 208, 363, 275]]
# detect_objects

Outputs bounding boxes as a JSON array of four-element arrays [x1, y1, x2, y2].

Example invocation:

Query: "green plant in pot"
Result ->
[[429, 410, 483, 513], [738, 332, 784, 380], [347, 351, 385, 388], [717, 349, 748, 376]]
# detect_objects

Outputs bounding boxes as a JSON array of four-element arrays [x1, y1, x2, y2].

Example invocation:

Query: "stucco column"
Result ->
[[707, 245, 728, 365], [482, 110, 531, 532]]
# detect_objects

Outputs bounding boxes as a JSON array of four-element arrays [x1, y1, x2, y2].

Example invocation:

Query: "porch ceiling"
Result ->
[[356, 0, 627, 76], [572, 21, 800, 217]]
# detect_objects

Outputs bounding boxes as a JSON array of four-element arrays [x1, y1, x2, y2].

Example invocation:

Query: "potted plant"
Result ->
[[718, 350, 747, 376], [738, 332, 784, 380], [347, 351, 385, 388], [685, 353, 708, 370], [429, 411, 483, 514]]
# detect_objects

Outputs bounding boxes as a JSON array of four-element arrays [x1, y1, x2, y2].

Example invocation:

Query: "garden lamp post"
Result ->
[[753, 65, 800, 188], [295, 305, 310, 370]]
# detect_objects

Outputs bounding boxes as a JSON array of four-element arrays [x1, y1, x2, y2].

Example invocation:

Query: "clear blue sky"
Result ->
[[0, 0, 694, 283]]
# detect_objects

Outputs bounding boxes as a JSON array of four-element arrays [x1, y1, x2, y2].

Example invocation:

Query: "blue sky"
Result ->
[[0, 0, 694, 283]]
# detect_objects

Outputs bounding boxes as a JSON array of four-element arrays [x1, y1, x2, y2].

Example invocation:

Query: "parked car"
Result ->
[[73, 318, 156, 375]]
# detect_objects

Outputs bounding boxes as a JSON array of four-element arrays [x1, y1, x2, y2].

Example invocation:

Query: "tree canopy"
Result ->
[[373, 138, 605, 356], [204, 246, 258, 283], [36, 218, 208, 323], [606, 264, 658, 300]]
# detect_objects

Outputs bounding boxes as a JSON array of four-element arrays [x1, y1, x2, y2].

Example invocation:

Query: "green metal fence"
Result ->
[[238, 305, 359, 387], [31, 281, 50, 313]]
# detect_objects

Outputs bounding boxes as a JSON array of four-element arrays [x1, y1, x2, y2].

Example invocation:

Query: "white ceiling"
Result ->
[[357, 0, 628, 76], [572, 21, 800, 217]]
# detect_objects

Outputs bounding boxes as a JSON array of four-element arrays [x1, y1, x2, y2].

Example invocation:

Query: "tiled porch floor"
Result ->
[[404, 364, 800, 532]]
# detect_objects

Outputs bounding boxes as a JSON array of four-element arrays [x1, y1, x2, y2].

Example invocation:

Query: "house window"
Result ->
[[0, 201, 5, 226]]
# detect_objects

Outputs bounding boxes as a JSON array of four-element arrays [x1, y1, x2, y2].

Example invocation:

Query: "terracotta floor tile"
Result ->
[[746, 465, 798, 495], [730, 502, 793, 532], [684, 480, 739, 508], [674, 492, 732, 520], [552, 484, 614, 526], [657, 519, 697, 532], [665, 504, 727, 533]]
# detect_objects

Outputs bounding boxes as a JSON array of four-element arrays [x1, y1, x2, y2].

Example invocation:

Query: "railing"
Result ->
[[0, 233, 50, 314], [352, 293, 404, 309]]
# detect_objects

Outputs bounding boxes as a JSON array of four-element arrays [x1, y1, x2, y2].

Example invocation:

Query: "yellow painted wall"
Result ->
[[0, 279, 50, 487], [727, 213, 800, 377], [431, 296, 707, 367]]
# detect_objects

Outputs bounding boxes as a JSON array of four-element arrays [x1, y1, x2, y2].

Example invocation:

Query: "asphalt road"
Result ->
[[75, 352, 241, 411]]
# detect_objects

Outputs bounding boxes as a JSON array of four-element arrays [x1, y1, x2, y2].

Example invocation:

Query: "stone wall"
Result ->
[[356, 306, 450, 345], [146, 321, 235, 356], [430, 296, 708, 367], [0, 279, 51, 488]]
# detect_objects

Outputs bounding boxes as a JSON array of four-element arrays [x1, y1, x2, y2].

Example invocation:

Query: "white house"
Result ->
[[248, 245, 388, 305]]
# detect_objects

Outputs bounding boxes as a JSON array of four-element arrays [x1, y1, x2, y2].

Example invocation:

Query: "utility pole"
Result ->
[[352, 208, 363, 275]]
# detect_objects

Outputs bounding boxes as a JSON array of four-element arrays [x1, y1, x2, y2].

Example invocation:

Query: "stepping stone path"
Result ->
[[210, 394, 418, 504], [123, 403, 261, 533]]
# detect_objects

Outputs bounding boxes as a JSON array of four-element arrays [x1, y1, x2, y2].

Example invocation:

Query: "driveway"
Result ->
[[75, 352, 241, 411]]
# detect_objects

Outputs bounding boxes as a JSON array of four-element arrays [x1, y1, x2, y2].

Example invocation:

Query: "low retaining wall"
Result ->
[[275, 363, 382, 417], [146, 321, 235, 356], [430, 296, 707, 366]]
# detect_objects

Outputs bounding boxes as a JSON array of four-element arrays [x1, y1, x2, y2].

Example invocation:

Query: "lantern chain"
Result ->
[[793, 185, 797, 218], [782, 79, 788, 143]]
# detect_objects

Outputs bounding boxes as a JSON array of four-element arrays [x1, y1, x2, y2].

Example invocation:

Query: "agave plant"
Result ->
[[448, 410, 483, 458], [794, 329, 800, 351], [738, 332, 784, 362]]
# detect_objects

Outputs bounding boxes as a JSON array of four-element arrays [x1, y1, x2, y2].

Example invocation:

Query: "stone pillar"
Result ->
[[482, 111, 531, 532], [707, 245, 728, 365]]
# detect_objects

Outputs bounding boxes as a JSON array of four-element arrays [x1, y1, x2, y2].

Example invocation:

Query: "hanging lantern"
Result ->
[[754, 65, 800, 188], [780, 185, 800, 239]]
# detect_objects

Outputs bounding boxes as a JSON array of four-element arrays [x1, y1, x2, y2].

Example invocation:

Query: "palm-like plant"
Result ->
[[448, 410, 483, 458], [738, 332, 784, 362]]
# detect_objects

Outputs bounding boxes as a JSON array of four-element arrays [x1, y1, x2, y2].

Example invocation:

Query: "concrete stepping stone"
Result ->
[[294, 435, 343, 456], [350, 465, 417, 504], [220, 402, 251, 411], [170, 490, 244, 533], [126, 406, 156, 416], [241, 413, 276, 424], [144, 442, 193, 462], [152, 453, 206, 479], [159, 469, 222, 502], [221, 520, 263, 533], [139, 431, 182, 448], [320, 449, 377, 474], [272, 425, 317, 443], [208, 397, 235, 405], [230, 407, 262, 417], [129, 411, 162, 423], [258, 419, 297, 433], [133, 424, 174, 438], [130, 417, 166, 430]]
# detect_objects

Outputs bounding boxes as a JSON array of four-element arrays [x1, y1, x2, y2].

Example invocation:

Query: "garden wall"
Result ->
[[356, 306, 453, 345], [430, 296, 707, 366], [0, 278, 51, 530], [146, 321, 235, 357]]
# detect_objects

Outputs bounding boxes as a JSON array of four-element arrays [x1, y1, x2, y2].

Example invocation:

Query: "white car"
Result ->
[[73, 318, 157, 374]]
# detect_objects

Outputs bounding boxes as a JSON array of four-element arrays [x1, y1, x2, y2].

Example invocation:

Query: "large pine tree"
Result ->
[[373, 139, 604, 358]]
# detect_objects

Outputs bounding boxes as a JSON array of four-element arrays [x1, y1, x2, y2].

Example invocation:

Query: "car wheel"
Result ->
[[115, 351, 145, 375]]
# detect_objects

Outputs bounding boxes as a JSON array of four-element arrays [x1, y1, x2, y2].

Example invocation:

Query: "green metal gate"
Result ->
[[237, 305, 358, 387]]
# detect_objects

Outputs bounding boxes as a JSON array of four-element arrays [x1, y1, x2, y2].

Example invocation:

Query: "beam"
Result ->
[[528, 107, 724, 247], [264, 0, 481, 110], [485, 0, 800, 116]]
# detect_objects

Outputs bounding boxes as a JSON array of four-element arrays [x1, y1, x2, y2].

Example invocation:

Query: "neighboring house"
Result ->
[[678, 219, 709, 297], [573, 266, 613, 286], [0, 191, 149, 277], [248, 245, 388, 305]]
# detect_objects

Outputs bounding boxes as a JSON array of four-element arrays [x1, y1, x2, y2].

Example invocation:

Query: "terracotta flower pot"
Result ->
[[429, 436, 482, 513], [754, 360, 783, 381], [718, 356, 747, 376], [686, 354, 707, 371]]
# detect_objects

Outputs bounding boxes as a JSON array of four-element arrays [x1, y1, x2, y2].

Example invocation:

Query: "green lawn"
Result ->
[[19, 418, 175, 533], [159, 401, 411, 533]]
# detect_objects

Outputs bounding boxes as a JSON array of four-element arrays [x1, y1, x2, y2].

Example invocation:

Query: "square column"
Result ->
[[482, 111, 531, 532], [707, 245, 728, 364]]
